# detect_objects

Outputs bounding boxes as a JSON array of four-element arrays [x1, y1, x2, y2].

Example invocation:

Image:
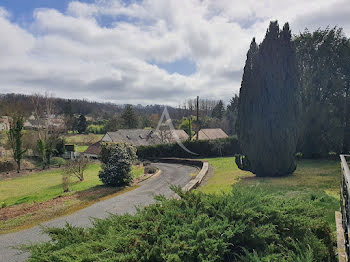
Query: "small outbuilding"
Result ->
[[84, 141, 101, 159]]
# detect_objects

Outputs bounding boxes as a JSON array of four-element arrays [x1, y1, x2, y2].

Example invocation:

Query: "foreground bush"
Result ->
[[27, 186, 335, 262], [137, 136, 240, 159], [98, 142, 137, 187], [144, 165, 157, 174]]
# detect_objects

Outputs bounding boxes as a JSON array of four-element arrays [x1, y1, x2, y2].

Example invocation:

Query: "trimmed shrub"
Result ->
[[137, 136, 240, 159], [144, 165, 157, 174], [27, 186, 335, 261], [99, 143, 137, 187], [143, 160, 152, 166]]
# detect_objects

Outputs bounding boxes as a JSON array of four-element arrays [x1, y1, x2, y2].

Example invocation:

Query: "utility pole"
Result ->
[[188, 116, 192, 141], [196, 96, 199, 140]]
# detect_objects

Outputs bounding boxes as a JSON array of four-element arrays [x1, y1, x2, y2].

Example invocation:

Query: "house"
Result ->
[[195, 128, 228, 140], [0, 116, 10, 131], [101, 129, 162, 146], [84, 141, 101, 159], [62, 144, 76, 159], [24, 119, 46, 130], [158, 129, 189, 143], [24, 117, 65, 131], [84, 129, 190, 158]]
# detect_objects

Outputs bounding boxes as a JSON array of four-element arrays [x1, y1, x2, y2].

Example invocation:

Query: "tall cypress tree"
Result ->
[[8, 114, 26, 173], [77, 115, 87, 134], [236, 21, 300, 177]]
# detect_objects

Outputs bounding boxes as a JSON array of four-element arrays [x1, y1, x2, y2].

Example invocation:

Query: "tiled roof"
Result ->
[[159, 129, 188, 143], [197, 128, 228, 140], [102, 129, 162, 146], [84, 142, 101, 156], [101, 129, 189, 146]]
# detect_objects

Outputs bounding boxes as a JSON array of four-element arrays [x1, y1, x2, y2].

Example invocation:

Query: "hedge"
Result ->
[[136, 136, 240, 159], [27, 186, 335, 261]]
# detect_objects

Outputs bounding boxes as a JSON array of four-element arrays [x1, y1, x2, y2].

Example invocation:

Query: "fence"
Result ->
[[340, 154, 350, 261]]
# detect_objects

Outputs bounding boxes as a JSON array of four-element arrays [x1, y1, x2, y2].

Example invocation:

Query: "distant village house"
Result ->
[[0, 116, 10, 131], [84, 129, 189, 158], [24, 115, 65, 131], [195, 128, 228, 140]]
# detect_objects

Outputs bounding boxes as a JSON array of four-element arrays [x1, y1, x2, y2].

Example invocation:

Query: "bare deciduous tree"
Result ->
[[157, 124, 173, 143], [64, 157, 89, 181], [31, 92, 55, 140]]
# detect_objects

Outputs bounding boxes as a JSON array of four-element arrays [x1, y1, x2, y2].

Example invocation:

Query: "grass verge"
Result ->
[[197, 157, 340, 230], [0, 164, 144, 234]]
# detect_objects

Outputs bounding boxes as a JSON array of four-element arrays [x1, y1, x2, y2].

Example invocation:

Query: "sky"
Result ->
[[0, 0, 349, 106]]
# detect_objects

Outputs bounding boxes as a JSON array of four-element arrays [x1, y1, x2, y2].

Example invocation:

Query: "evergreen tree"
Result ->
[[236, 21, 300, 177], [77, 115, 87, 134], [294, 27, 350, 156], [212, 100, 225, 119], [7, 114, 26, 173], [99, 143, 137, 187], [141, 116, 152, 128], [122, 104, 138, 129]]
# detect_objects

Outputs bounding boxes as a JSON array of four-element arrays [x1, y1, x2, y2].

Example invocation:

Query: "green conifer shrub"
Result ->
[[98, 143, 137, 187], [27, 186, 335, 261]]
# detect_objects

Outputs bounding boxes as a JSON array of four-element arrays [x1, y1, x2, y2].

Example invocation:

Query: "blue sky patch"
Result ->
[[154, 58, 197, 76]]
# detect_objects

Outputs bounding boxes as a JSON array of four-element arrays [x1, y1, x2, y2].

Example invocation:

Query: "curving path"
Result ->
[[0, 163, 197, 262]]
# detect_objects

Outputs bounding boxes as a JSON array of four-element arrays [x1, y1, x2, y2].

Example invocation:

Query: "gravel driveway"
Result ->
[[0, 163, 197, 262]]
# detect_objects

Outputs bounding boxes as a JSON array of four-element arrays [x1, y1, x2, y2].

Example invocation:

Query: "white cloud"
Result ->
[[0, 0, 349, 106]]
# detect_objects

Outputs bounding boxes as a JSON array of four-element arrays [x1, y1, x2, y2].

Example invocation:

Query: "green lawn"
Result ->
[[75, 145, 88, 152], [132, 165, 145, 179], [0, 163, 143, 207], [198, 157, 253, 194], [198, 157, 340, 228], [64, 134, 103, 146]]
